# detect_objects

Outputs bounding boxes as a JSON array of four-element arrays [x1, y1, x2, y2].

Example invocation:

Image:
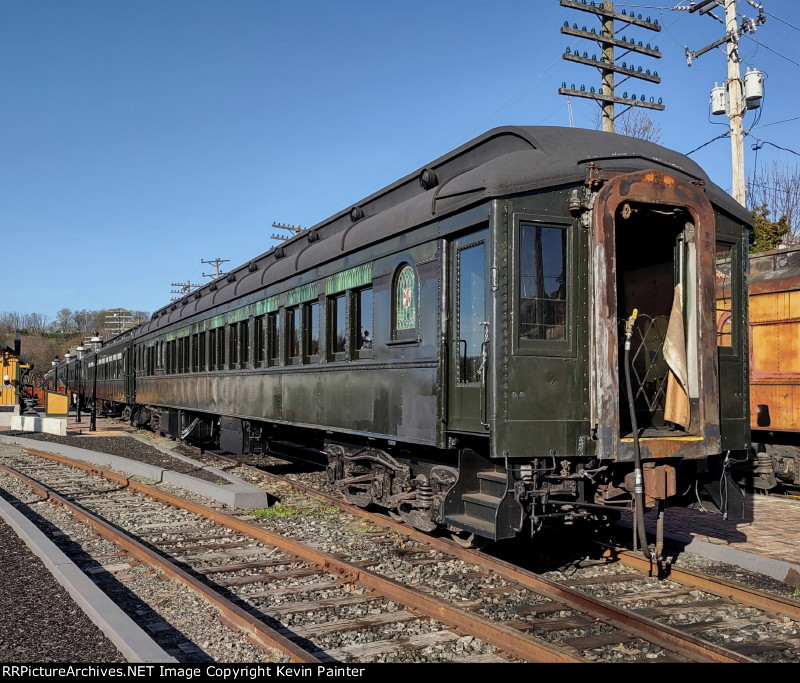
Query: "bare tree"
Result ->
[[747, 161, 800, 240], [22, 312, 49, 334], [593, 108, 663, 144], [55, 308, 73, 333]]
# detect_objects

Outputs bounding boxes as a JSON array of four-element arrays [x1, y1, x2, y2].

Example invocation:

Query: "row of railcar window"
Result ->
[[134, 276, 386, 377]]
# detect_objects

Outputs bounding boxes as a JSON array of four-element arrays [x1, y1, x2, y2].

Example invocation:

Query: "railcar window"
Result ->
[[268, 313, 281, 366], [356, 287, 373, 358], [289, 307, 301, 361], [330, 294, 347, 358], [216, 327, 226, 370], [229, 323, 239, 369], [457, 243, 486, 383], [254, 316, 265, 368], [306, 302, 320, 360], [519, 224, 567, 341], [241, 320, 250, 367], [715, 243, 734, 348], [191, 334, 198, 372], [393, 264, 417, 340], [197, 333, 203, 370], [181, 336, 190, 373], [208, 329, 217, 371]]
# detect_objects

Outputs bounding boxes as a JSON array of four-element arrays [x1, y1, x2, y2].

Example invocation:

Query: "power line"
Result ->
[[742, 35, 800, 69], [757, 115, 800, 129], [746, 137, 800, 158], [763, 9, 800, 34], [685, 130, 729, 156]]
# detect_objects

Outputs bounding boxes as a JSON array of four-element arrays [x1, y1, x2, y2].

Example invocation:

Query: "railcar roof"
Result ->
[[141, 126, 751, 335]]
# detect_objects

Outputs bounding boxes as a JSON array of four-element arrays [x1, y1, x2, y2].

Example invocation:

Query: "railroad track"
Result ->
[[185, 445, 800, 662], [4, 447, 796, 663]]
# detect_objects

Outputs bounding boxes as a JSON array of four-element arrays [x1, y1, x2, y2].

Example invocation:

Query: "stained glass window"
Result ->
[[394, 265, 417, 337]]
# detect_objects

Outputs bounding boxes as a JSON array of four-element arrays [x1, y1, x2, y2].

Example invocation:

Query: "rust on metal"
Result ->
[[642, 464, 677, 504], [590, 169, 719, 462], [0, 462, 318, 663]]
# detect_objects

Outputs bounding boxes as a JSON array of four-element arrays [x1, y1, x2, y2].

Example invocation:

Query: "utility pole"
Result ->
[[684, 0, 766, 207], [559, 0, 664, 132], [170, 280, 200, 300], [271, 222, 303, 242], [201, 258, 230, 280], [726, 0, 745, 206]]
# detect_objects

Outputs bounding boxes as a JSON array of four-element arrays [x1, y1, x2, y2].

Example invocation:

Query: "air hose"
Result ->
[[623, 309, 653, 561]]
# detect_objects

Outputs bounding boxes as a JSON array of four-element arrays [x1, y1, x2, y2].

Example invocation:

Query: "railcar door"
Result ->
[[447, 228, 491, 434]]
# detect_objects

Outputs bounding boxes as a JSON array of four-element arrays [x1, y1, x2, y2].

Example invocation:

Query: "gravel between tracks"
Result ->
[[0, 458, 287, 663], [0, 501, 125, 662], [8, 426, 800, 663]]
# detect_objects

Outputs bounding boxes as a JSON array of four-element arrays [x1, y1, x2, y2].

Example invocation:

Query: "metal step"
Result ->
[[461, 492, 502, 508], [476, 471, 506, 484], [476, 470, 507, 497], [444, 513, 497, 539]]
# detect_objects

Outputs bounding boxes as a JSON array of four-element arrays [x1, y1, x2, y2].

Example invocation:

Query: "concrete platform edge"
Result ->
[[0, 494, 176, 663], [125, 432, 270, 498], [0, 435, 267, 509], [618, 519, 800, 584]]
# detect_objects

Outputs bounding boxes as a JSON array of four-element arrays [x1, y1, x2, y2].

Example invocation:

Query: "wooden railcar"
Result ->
[[744, 246, 800, 489], [62, 127, 752, 544]]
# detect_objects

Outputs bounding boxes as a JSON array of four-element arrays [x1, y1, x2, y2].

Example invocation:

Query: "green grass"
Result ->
[[250, 503, 299, 518]]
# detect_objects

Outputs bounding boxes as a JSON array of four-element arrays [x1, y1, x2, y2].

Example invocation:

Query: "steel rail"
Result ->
[[616, 550, 800, 622], [223, 456, 754, 663], [0, 462, 318, 664], [15, 448, 584, 664]]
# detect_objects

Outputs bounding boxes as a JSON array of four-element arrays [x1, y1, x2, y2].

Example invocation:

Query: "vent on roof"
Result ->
[[181, 298, 188, 306], [275, 247, 285, 259], [349, 206, 364, 222], [248, 261, 258, 272], [194, 290, 202, 300], [227, 273, 236, 283], [170, 304, 177, 311], [307, 231, 319, 243], [210, 283, 218, 291], [419, 168, 439, 190]]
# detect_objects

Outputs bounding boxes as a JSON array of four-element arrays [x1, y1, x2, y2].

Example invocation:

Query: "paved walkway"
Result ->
[[64, 412, 130, 437], [646, 494, 800, 568]]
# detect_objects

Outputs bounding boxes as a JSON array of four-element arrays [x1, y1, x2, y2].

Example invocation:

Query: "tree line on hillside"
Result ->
[[1, 308, 149, 380]]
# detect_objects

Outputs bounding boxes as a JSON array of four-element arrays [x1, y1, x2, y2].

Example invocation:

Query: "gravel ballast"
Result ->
[[0, 510, 125, 662]]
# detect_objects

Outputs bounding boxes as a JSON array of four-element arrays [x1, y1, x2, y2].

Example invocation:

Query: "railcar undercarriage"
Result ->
[[103, 399, 735, 551]]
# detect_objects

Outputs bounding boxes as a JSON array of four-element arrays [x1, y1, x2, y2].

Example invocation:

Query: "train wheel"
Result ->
[[387, 508, 404, 523], [449, 530, 487, 550]]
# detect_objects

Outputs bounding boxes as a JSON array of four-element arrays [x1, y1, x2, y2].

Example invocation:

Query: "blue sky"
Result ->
[[2, 0, 799, 321]]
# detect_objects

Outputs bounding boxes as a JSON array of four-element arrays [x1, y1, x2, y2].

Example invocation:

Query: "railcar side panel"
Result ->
[[716, 213, 750, 450]]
